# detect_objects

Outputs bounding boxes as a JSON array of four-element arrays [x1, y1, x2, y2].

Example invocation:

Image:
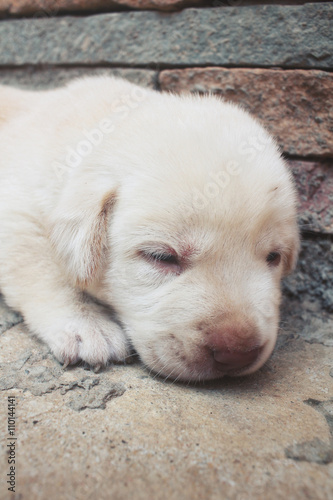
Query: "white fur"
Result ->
[[0, 76, 299, 381]]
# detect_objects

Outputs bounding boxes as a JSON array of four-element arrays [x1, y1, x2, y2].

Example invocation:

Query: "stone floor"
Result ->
[[0, 297, 332, 500]]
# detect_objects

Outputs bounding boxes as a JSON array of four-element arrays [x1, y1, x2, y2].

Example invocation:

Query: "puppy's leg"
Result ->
[[0, 221, 129, 367]]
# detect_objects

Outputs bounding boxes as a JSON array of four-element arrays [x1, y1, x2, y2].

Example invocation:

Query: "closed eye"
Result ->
[[266, 251, 281, 267], [149, 251, 179, 265], [140, 247, 182, 274]]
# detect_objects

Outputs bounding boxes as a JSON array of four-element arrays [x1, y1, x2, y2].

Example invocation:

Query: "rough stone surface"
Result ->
[[0, 294, 22, 334], [290, 160, 333, 233], [299, 315, 333, 347], [0, 4, 332, 68], [0, 66, 157, 89], [0, 318, 332, 499], [0, 0, 205, 16], [285, 398, 333, 465], [285, 437, 333, 465], [282, 236, 333, 315], [0, 344, 126, 408], [159, 68, 333, 158]]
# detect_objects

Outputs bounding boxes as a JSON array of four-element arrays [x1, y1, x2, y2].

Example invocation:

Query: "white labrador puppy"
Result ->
[[0, 76, 299, 381]]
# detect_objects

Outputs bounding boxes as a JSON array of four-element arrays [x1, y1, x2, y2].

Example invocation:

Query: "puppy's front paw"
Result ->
[[45, 306, 130, 368]]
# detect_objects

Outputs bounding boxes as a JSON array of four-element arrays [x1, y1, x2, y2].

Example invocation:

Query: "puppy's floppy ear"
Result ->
[[283, 225, 300, 276], [49, 176, 117, 285]]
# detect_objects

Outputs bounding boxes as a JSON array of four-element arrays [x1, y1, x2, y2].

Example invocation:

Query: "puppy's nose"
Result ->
[[213, 347, 261, 372]]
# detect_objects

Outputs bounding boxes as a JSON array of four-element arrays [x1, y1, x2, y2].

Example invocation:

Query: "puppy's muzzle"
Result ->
[[204, 319, 264, 374]]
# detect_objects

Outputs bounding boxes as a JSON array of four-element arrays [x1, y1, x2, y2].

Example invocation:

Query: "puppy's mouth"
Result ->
[[140, 338, 274, 382], [211, 345, 264, 377]]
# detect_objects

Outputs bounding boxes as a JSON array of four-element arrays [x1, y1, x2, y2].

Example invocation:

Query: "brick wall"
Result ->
[[0, 0, 332, 326]]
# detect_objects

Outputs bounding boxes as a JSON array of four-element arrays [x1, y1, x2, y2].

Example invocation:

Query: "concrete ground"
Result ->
[[0, 296, 333, 500]]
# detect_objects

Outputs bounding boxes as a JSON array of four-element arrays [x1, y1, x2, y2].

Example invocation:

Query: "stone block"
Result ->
[[290, 160, 333, 234], [0, 4, 332, 68]]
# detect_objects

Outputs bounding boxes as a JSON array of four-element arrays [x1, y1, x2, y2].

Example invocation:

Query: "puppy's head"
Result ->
[[52, 94, 299, 381]]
